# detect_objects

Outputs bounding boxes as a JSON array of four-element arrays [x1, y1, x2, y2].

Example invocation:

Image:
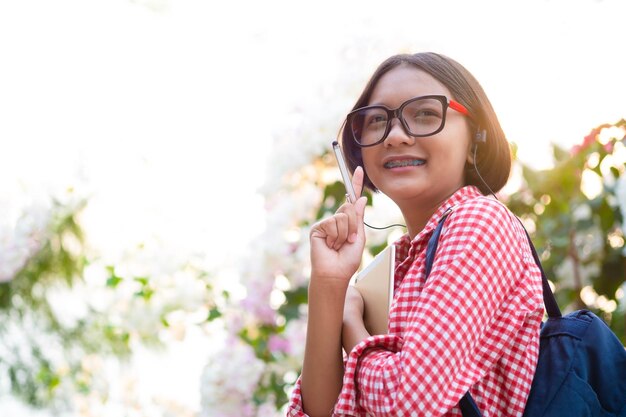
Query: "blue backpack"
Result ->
[[425, 212, 626, 417]]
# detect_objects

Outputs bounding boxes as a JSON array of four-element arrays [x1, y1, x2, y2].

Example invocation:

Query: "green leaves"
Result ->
[[207, 307, 222, 321], [278, 285, 307, 321], [316, 180, 373, 222], [106, 266, 123, 288], [509, 120, 626, 343], [105, 267, 154, 300]]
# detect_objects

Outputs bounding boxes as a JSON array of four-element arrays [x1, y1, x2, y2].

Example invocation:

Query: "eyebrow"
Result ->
[[366, 95, 452, 108]]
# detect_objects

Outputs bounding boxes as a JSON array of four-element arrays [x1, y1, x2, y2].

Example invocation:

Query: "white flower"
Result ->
[[0, 201, 51, 282], [240, 274, 277, 325], [574, 226, 604, 262], [283, 316, 307, 363], [555, 256, 600, 289], [616, 283, 626, 313], [200, 337, 265, 417], [615, 175, 626, 238], [47, 283, 90, 328], [256, 399, 281, 417], [598, 126, 626, 145], [572, 203, 592, 222]]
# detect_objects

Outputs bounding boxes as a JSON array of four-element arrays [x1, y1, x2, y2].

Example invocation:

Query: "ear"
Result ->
[[466, 142, 477, 165], [467, 129, 487, 165]]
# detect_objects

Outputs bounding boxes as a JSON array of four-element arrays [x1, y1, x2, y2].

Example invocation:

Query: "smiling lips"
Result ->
[[383, 158, 426, 169]]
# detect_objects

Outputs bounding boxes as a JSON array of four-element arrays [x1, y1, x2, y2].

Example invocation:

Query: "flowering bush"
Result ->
[[507, 119, 626, 340], [200, 335, 266, 417], [0, 202, 50, 283], [0, 187, 221, 414], [0, 190, 91, 406]]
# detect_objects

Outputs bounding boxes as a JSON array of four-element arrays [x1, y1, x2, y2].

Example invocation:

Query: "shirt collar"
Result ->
[[394, 185, 484, 250]]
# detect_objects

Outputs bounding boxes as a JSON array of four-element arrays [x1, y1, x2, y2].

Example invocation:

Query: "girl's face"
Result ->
[[361, 65, 473, 208]]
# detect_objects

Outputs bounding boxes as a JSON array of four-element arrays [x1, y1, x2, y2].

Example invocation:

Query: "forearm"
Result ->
[[342, 309, 370, 354], [300, 279, 347, 417]]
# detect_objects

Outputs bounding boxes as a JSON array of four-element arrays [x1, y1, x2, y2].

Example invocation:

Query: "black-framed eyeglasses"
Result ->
[[345, 94, 470, 147]]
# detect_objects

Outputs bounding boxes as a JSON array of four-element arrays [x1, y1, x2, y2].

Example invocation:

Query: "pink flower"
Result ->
[[268, 334, 291, 355], [571, 124, 612, 156], [240, 276, 277, 324], [572, 128, 599, 156]]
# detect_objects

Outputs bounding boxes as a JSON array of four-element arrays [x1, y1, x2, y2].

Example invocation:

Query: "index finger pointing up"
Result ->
[[352, 166, 365, 198]]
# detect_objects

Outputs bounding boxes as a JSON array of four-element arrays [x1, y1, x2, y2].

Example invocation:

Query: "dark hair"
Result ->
[[340, 52, 512, 195]]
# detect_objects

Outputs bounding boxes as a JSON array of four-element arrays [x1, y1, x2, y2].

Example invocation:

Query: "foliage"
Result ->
[[0, 198, 114, 407], [506, 119, 626, 342], [0, 194, 217, 414]]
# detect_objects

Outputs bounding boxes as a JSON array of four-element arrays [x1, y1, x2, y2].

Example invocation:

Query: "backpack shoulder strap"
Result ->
[[424, 210, 451, 277]]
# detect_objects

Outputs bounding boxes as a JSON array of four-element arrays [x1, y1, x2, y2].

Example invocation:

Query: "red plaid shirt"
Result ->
[[287, 186, 543, 417]]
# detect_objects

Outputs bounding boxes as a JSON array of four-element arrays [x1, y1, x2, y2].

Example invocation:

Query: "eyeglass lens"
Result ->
[[349, 97, 446, 146]]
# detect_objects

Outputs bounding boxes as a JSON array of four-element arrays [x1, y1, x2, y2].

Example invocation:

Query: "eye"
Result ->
[[363, 110, 387, 128], [415, 109, 440, 118], [367, 115, 386, 125], [404, 100, 444, 124], [407, 107, 442, 122]]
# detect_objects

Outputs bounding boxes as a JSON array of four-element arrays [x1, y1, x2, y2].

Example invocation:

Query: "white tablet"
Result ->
[[353, 245, 395, 335]]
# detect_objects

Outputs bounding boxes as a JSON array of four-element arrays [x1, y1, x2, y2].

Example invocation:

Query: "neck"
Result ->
[[397, 189, 460, 239], [397, 200, 439, 239]]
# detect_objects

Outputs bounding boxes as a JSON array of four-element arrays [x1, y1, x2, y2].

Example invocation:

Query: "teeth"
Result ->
[[384, 159, 425, 168]]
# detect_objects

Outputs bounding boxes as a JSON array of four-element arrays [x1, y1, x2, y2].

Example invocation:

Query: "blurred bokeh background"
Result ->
[[1, 0, 625, 415]]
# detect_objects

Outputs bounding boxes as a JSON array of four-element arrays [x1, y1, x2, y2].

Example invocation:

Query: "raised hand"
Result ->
[[309, 166, 367, 285]]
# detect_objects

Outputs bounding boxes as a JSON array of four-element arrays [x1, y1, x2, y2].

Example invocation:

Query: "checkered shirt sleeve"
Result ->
[[287, 186, 543, 417]]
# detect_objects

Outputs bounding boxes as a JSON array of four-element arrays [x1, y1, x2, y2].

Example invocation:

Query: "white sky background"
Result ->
[[0, 0, 625, 414], [1, 0, 625, 267]]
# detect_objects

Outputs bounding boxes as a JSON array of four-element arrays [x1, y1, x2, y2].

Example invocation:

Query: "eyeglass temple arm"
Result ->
[[448, 99, 469, 116], [449, 99, 483, 135]]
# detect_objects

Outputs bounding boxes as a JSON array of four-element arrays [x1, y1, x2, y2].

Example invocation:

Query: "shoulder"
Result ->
[[444, 195, 523, 244], [455, 194, 510, 217], [432, 196, 534, 281]]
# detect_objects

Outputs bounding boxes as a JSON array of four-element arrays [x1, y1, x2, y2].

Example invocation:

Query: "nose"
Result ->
[[383, 117, 414, 147]]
